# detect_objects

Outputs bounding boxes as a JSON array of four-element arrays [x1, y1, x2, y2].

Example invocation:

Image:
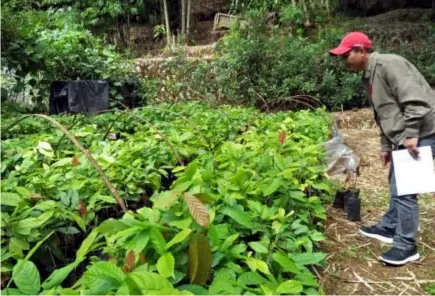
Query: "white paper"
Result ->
[[392, 146, 435, 196]]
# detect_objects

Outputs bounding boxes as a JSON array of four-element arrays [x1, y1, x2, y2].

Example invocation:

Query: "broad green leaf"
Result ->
[[295, 273, 319, 287], [177, 284, 209, 295], [156, 252, 175, 278], [292, 252, 326, 266], [68, 212, 87, 232], [152, 191, 180, 210], [310, 231, 325, 242], [246, 258, 270, 275], [169, 217, 192, 229], [25, 231, 54, 260], [125, 271, 172, 294], [172, 166, 185, 173], [16, 210, 54, 231], [272, 253, 300, 274], [127, 231, 150, 254], [237, 272, 268, 286], [221, 233, 239, 251], [263, 178, 284, 196], [1, 192, 23, 206], [97, 219, 129, 235], [220, 207, 254, 229], [188, 234, 211, 285], [12, 260, 40, 295], [9, 238, 29, 256], [16, 187, 31, 199], [261, 282, 279, 295], [166, 228, 192, 250], [76, 229, 99, 259], [42, 260, 82, 290], [248, 242, 268, 254], [52, 158, 72, 167], [276, 280, 303, 295], [149, 227, 167, 255], [81, 261, 125, 294]]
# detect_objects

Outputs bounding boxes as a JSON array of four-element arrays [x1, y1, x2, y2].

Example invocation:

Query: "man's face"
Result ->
[[342, 49, 365, 71]]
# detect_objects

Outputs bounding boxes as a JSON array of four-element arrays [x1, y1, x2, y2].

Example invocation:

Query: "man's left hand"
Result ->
[[404, 137, 420, 159]]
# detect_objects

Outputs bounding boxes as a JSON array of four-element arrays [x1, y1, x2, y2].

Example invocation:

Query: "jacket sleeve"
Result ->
[[384, 61, 432, 138], [380, 131, 392, 152]]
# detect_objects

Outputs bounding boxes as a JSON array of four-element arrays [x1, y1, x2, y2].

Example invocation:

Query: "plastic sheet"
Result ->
[[49, 80, 109, 115], [324, 124, 360, 182]]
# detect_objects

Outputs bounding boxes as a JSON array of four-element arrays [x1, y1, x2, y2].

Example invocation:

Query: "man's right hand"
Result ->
[[381, 151, 392, 166]]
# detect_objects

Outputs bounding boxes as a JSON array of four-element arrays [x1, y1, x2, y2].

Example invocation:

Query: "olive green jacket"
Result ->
[[363, 52, 435, 152]]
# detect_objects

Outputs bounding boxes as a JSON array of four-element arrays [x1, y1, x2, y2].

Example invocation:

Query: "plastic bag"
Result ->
[[324, 124, 360, 182]]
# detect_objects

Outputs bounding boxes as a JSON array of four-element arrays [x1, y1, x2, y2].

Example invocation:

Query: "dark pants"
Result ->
[[376, 136, 435, 250]]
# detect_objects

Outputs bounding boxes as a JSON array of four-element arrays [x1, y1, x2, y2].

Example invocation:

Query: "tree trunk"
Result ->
[[162, 0, 172, 47], [292, 0, 297, 7], [181, 0, 186, 34], [186, 0, 191, 43]]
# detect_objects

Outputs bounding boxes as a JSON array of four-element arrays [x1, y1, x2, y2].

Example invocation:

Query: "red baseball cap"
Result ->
[[329, 32, 372, 55]]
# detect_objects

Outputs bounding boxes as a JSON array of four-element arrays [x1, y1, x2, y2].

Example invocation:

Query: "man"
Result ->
[[329, 32, 435, 265]]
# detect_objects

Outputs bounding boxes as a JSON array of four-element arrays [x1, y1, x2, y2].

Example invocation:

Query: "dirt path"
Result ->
[[322, 111, 435, 295]]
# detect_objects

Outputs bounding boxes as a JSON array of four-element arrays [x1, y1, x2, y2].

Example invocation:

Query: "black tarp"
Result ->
[[49, 80, 109, 115]]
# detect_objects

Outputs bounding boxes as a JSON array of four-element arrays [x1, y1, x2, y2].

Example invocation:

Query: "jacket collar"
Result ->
[[364, 51, 379, 80]]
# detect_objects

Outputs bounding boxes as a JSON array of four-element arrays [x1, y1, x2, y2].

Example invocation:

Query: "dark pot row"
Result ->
[[333, 189, 361, 221]]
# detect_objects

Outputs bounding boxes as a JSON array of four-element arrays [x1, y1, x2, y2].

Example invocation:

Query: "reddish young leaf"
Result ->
[[125, 250, 136, 268], [72, 155, 80, 166], [279, 130, 287, 145], [78, 200, 88, 217]]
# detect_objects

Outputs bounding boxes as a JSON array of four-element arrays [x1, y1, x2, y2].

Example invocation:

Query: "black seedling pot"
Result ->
[[347, 195, 361, 221], [343, 189, 360, 213], [333, 190, 345, 209]]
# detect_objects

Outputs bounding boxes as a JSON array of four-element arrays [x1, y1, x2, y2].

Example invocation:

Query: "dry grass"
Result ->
[[322, 109, 435, 295]]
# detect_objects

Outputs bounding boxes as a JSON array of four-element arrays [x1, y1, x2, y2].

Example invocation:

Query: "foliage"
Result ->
[[1, 102, 333, 294], [1, 2, 136, 110]]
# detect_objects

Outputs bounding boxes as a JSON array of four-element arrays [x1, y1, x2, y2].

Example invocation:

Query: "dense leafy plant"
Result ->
[[1, 2, 136, 111], [1, 102, 333, 295]]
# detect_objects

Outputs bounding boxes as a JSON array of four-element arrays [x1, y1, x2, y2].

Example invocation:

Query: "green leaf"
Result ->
[[12, 260, 40, 295], [310, 231, 325, 242], [125, 271, 172, 294], [276, 280, 303, 295], [292, 252, 326, 266], [81, 261, 125, 294], [246, 258, 270, 275], [237, 272, 268, 286], [1, 192, 23, 206], [42, 260, 82, 290], [248, 242, 268, 254], [220, 207, 254, 229], [9, 238, 29, 256], [156, 252, 175, 278], [16, 187, 31, 199], [16, 210, 54, 231], [272, 253, 300, 274], [69, 212, 87, 233], [166, 228, 192, 250], [188, 234, 212, 285], [76, 229, 99, 259], [177, 284, 209, 295], [263, 178, 284, 196], [97, 219, 129, 235], [221, 233, 239, 251], [149, 227, 167, 255], [152, 191, 180, 210], [52, 158, 72, 167], [25, 231, 54, 260]]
